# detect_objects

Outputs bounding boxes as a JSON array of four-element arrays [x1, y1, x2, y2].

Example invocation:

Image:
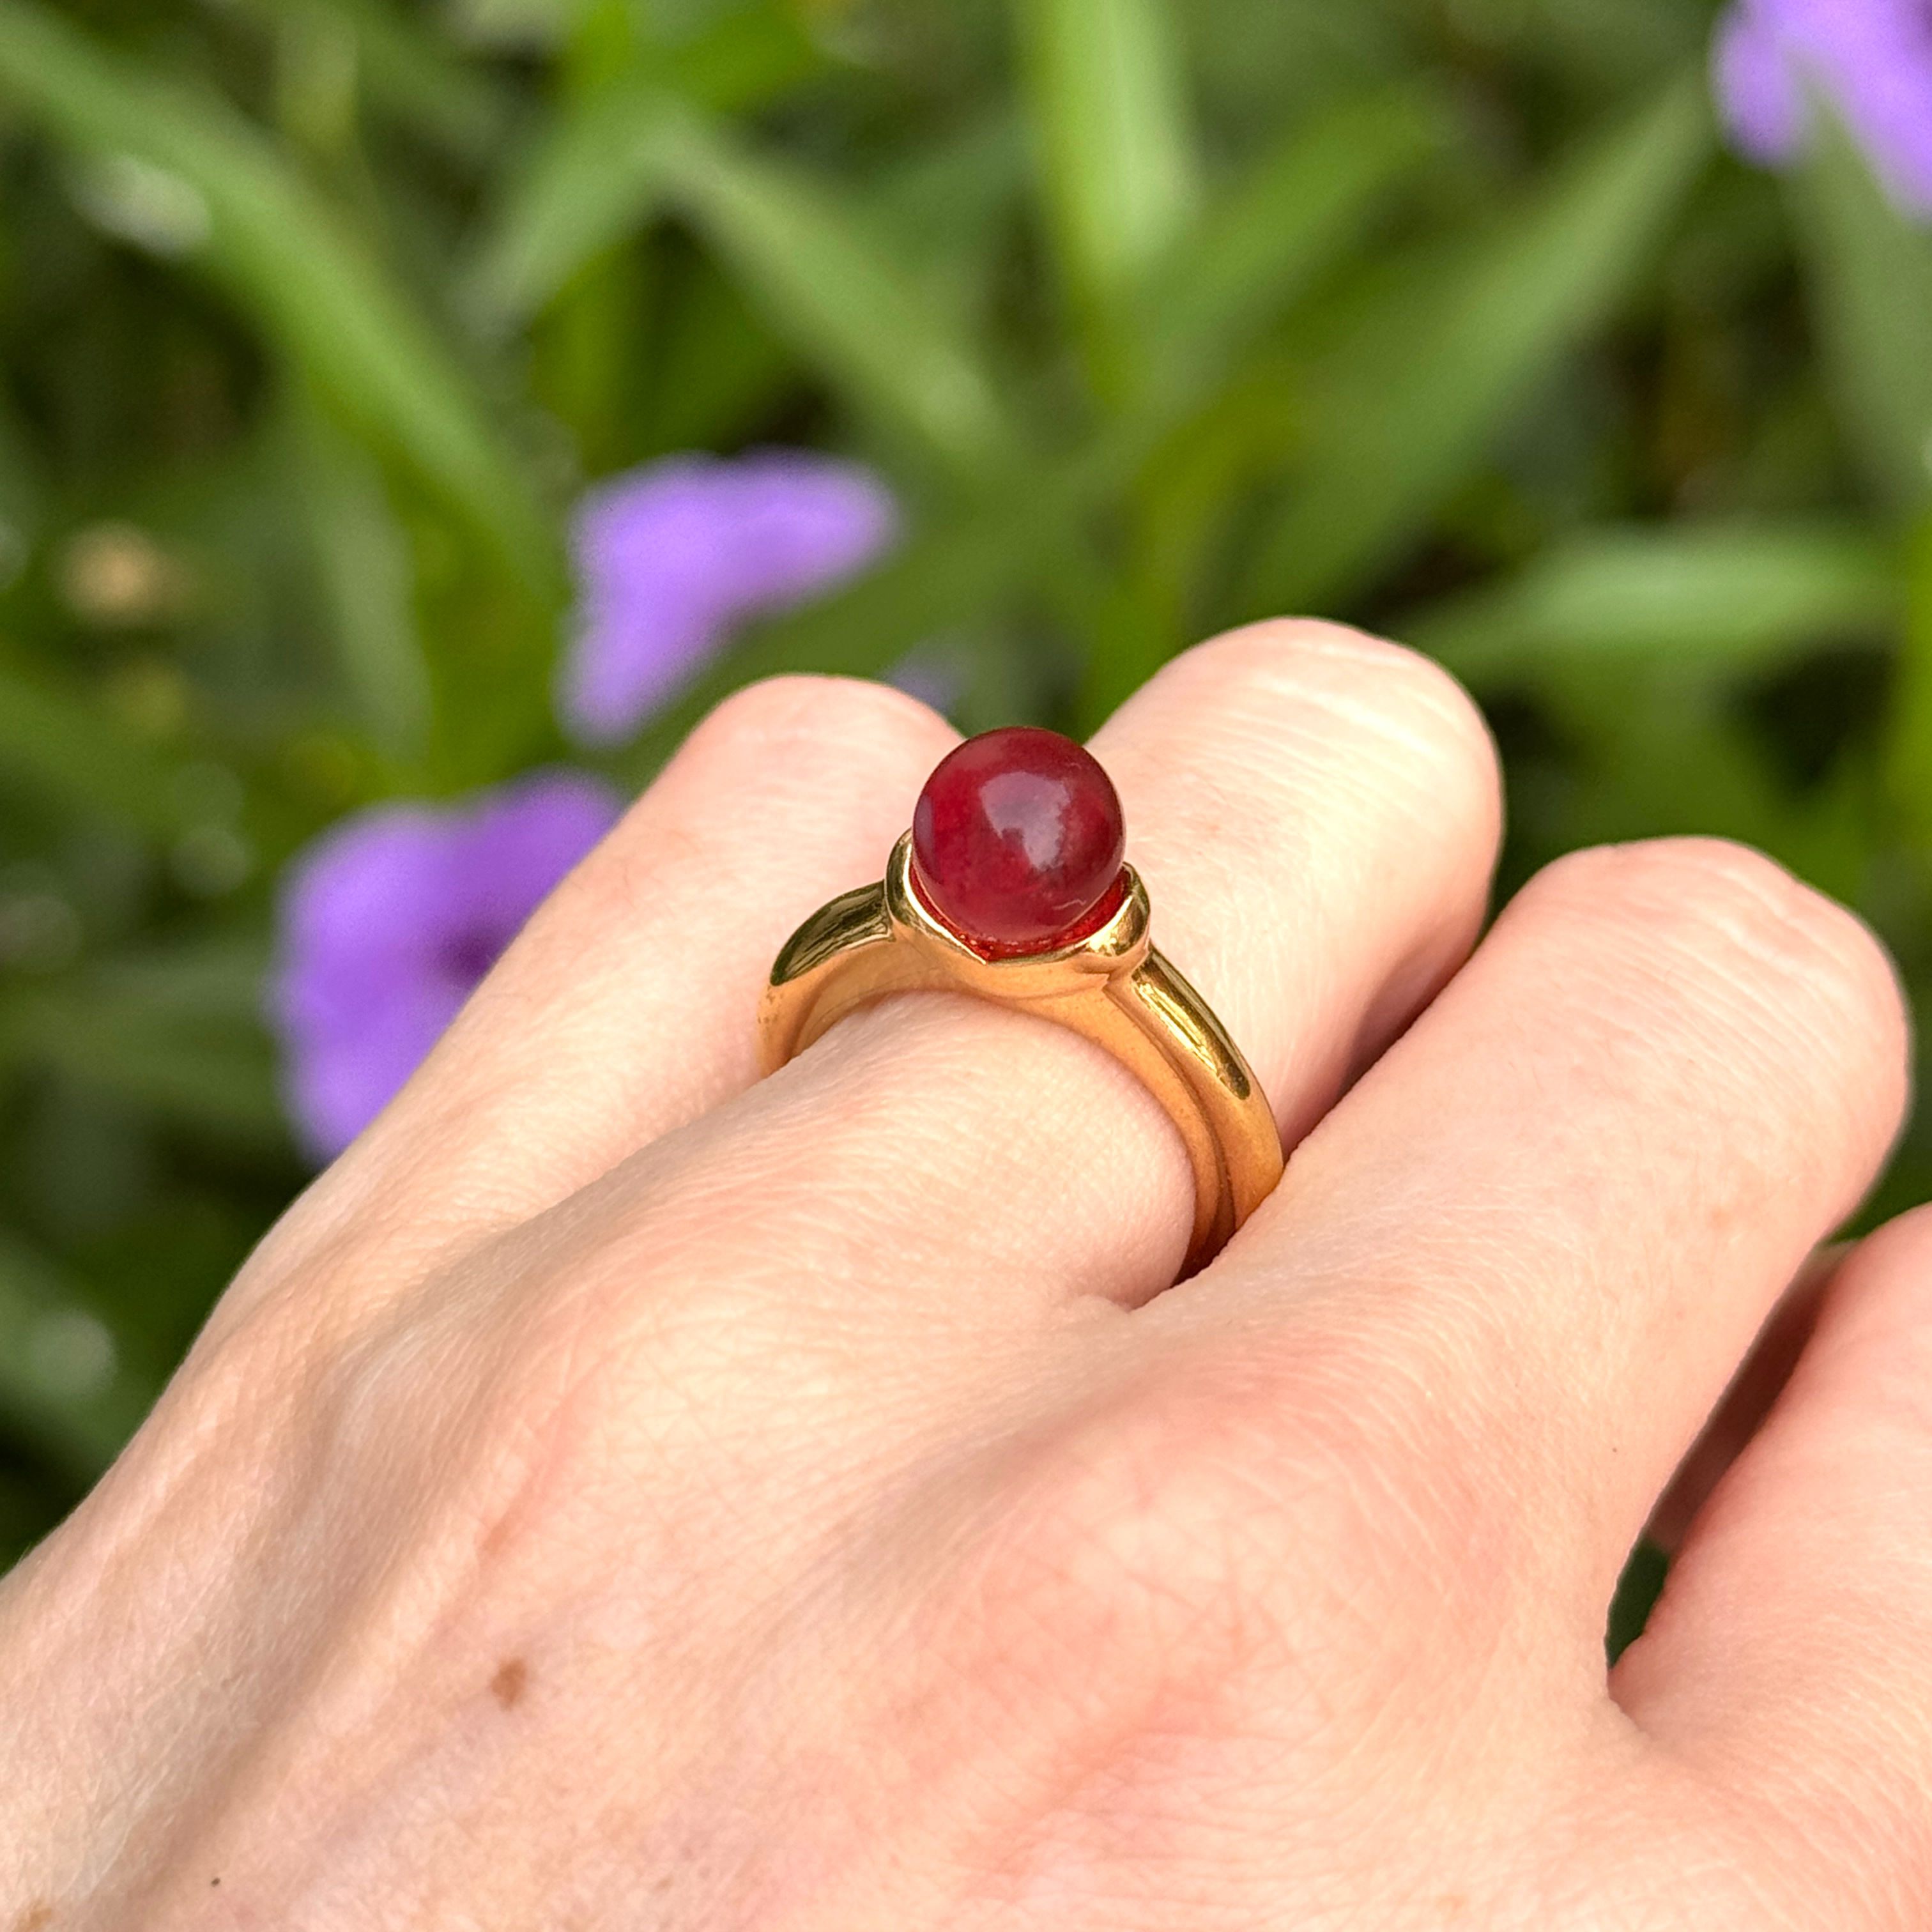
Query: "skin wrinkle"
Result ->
[[133, 1407, 637, 1915], [1, 1328, 339, 1876], [671, 1000, 1191, 1311], [896, 1353, 1483, 1825], [121, 1252, 606, 1885], [1539, 848, 1905, 1093], [1126, 686, 1491, 903], [1566, 924, 1894, 1139], [1172, 622, 1498, 764], [979, 1703, 1560, 1932], [1211, 687, 1490, 818], [1641, 1728, 1932, 1931], [1499, 953, 1830, 1239], [438, 1128, 1066, 1653]]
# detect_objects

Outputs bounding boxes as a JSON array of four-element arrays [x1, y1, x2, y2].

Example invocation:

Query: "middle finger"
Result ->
[[1178, 835, 1908, 1649]]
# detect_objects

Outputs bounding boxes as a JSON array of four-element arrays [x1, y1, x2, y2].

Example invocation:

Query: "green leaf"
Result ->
[[1405, 521, 1901, 684], [0, 1230, 158, 1485], [465, 82, 693, 327], [1143, 86, 1447, 408], [1011, 0, 1202, 393], [0, 660, 190, 835], [290, 401, 433, 761], [480, 82, 1016, 480], [0, 0, 557, 594], [465, 11, 824, 326], [1012, 0, 1201, 298], [1885, 516, 1932, 838], [1073, 362, 1303, 722], [650, 6, 825, 114], [1244, 70, 1713, 617], [84, 939, 273, 1027], [1522, 659, 1874, 900], [631, 250, 795, 456], [659, 122, 1020, 480], [322, 0, 509, 158], [0, 387, 43, 580], [226, 0, 509, 160], [0, 940, 282, 1146], [1075, 85, 1452, 716], [864, 109, 1030, 298], [1789, 116, 1932, 516], [0, 979, 286, 1147], [447, 0, 567, 54]]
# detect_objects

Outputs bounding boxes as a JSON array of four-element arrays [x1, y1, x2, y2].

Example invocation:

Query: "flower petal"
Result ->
[[269, 770, 623, 1160], [1713, 0, 1932, 217], [558, 449, 900, 746], [1713, 0, 1807, 163]]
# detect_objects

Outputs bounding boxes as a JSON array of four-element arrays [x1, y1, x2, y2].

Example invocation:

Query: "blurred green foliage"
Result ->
[[3, 0, 1932, 1579]]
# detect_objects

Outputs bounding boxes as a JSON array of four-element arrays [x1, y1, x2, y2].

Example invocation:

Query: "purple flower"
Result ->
[[269, 770, 622, 1160], [559, 449, 900, 746], [1714, 0, 1932, 216]]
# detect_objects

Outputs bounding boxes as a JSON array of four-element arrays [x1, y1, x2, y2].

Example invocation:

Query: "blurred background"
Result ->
[[1, 0, 1929, 1622]]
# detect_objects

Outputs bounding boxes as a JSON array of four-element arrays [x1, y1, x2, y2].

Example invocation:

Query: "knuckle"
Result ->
[[1534, 838, 1906, 1074], [1147, 621, 1502, 858], [687, 672, 948, 770], [1193, 620, 1497, 781], [952, 1342, 1502, 1735], [558, 673, 952, 929]]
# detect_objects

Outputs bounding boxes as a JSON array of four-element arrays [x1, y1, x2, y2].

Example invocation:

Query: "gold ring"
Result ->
[[757, 729, 1284, 1275]]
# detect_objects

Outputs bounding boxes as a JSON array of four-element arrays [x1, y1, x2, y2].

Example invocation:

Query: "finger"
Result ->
[[259, 677, 956, 1270], [1613, 1207, 1932, 1897], [575, 620, 1503, 1327], [1167, 838, 1907, 1642]]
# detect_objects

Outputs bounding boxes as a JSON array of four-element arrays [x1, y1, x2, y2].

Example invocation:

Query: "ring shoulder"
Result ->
[[1133, 949, 1257, 1105], [769, 882, 891, 987]]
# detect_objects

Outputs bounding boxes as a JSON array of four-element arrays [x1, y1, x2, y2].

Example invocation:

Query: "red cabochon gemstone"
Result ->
[[910, 726, 1128, 957]]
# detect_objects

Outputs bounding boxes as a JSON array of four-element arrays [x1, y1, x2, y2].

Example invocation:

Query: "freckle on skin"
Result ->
[[491, 1657, 529, 1709], [18, 1906, 54, 1931]]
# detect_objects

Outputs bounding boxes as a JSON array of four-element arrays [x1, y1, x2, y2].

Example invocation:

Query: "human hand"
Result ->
[[1, 624, 1921, 1929]]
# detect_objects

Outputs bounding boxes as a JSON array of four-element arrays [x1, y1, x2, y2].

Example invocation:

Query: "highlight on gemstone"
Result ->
[[909, 726, 1128, 958]]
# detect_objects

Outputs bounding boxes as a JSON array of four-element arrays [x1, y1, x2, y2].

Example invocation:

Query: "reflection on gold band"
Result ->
[[758, 833, 1284, 1275]]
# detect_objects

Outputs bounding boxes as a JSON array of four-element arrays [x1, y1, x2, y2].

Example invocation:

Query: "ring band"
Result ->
[[758, 830, 1284, 1274]]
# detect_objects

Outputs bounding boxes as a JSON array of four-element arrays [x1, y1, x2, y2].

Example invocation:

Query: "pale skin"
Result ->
[[2, 621, 1928, 1929]]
